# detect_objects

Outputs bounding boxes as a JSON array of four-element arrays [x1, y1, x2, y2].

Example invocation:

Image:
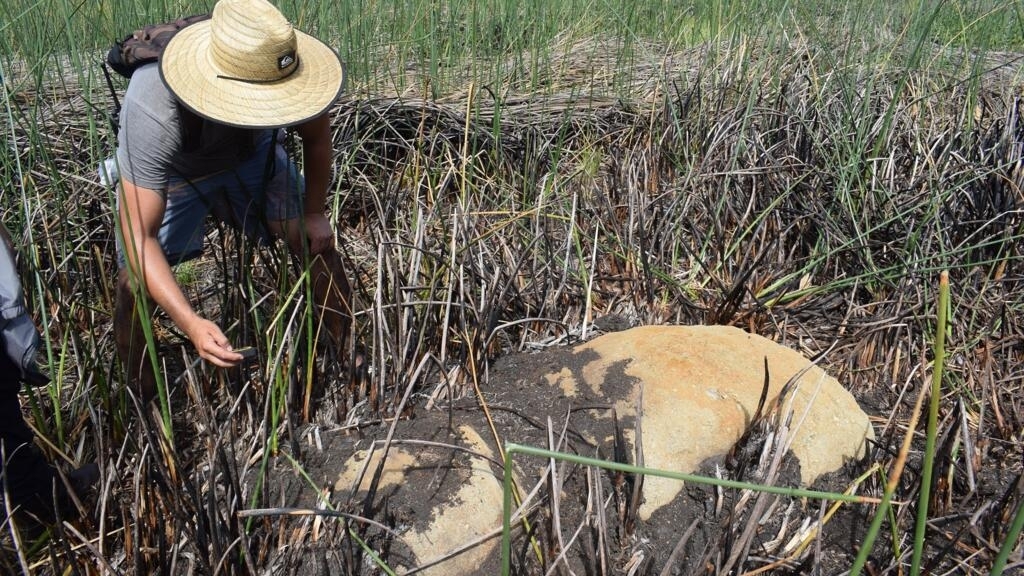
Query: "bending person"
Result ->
[[114, 0, 351, 403]]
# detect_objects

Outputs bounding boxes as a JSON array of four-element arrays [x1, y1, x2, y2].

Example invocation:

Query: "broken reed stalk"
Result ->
[[741, 464, 882, 576], [850, 270, 949, 576], [911, 270, 949, 574], [499, 443, 881, 576], [237, 508, 399, 537]]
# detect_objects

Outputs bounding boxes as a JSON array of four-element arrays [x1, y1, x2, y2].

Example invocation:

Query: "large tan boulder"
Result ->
[[325, 324, 874, 574], [545, 324, 874, 519]]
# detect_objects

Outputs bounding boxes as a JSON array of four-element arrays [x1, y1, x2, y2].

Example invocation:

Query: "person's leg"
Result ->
[[0, 357, 98, 536], [114, 269, 157, 404], [302, 244, 352, 354], [217, 133, 352, 355], [0, 370, 59, 528], [114, 179, 211, 404]]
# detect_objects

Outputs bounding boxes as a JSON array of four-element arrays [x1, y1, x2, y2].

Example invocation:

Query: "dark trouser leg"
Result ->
[[0, 364, 60, 530], [114, 269, 157, 405]]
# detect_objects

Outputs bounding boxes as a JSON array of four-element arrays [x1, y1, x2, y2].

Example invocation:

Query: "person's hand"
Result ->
[[303, 212, 335, 255], [183, 316, 243, 367]]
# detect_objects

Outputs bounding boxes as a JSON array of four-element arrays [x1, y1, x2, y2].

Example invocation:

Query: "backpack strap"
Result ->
[[101, 62, 121, 133]]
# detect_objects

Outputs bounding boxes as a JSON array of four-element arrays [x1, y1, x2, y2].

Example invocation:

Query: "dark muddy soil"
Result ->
[[248, 327, 982, 576]]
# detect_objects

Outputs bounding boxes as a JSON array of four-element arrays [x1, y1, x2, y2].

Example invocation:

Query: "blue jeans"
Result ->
[[117, 131, 303, 267]]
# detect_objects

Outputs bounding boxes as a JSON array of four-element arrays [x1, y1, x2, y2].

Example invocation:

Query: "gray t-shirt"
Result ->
[[115, 64, 265, 190]]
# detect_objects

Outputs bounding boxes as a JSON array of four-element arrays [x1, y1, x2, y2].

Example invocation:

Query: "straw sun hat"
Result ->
[[160, 0, 344, 129]]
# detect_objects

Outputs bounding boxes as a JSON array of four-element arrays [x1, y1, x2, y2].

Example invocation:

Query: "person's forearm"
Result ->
[[125, 237, 199, 333], [302, 140, 331, 215], [296, 112, 333, 216]]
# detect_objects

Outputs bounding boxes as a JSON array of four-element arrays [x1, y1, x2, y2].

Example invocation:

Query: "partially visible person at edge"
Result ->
[[114, 0, 351, 403], [0, 224, 98, 539]]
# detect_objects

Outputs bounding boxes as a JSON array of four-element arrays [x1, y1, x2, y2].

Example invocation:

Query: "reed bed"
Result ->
[[1, 0, 1023, 573]]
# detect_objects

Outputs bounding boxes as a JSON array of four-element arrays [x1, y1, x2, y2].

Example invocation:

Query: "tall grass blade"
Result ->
[[850, 271, 950, 576], [911, 270, 950, 574]]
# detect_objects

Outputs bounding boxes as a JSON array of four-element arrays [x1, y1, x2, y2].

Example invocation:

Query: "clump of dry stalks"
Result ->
[[1, 38, 1022, 574]]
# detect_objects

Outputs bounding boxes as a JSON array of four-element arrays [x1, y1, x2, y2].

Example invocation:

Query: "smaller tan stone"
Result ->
[[399, 426, 504, 575], [333, 428, 504, 576]]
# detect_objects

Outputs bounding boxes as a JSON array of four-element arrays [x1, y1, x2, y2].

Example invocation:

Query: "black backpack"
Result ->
[[101, 14, 210, 130], [106, 14, 210, 79]]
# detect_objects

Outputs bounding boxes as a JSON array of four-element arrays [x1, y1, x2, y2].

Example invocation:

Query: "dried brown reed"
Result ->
[[1, 37, 1021, 574]]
